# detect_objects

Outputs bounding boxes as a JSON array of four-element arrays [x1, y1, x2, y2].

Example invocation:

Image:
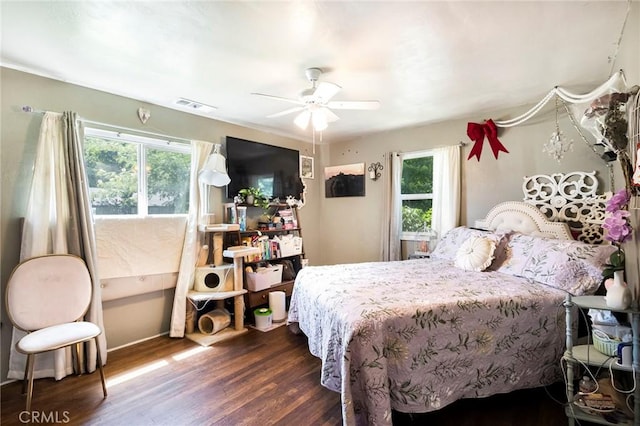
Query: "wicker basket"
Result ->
[[592, 329, 620, 356]]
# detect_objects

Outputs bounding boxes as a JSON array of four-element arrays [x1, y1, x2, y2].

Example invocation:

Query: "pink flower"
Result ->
[[602, 188, 633, 277], [606, 189, 631, 213], [603, 209, 632, 244]]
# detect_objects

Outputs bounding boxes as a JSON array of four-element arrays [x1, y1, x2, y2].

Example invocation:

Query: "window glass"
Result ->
[[84, 129, 190, 215], [85, 136, 138, 215], [401, 156, 433, 194], [401, 153, 433, 234], [146, 147, 190, 214], [402, 199, 433, 232]]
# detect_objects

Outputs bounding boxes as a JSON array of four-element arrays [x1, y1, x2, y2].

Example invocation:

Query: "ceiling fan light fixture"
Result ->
[[322, 107, 340, 123], [294, 110, 311, 130], [254, 66, 379, 134], [312, 110, 328, 131]]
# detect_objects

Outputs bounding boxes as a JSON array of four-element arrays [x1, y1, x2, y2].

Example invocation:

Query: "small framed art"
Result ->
[[324, 163, 365, 197], [300, 155, 314, 179]]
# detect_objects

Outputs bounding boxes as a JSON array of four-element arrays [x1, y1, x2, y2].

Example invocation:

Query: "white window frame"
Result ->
[[84, 128, 191, 217], [400, 149, 434, 240]]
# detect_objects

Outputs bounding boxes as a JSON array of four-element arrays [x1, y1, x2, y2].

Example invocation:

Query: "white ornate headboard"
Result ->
[[475, 201, 572, 240], [522, 171, 609, 244]]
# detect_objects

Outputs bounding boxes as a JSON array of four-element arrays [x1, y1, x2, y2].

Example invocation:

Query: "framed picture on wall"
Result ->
[[300, 155, 314, 179], [324, 163, 365, 197]]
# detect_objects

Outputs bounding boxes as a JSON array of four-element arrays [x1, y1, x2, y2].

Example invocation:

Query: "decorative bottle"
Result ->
[[605, 270, 631, 310], [579, 376, 596, 394], [237, 206, 247, 231]]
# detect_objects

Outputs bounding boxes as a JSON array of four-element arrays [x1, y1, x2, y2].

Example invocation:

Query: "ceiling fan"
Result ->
[[252, 68, 380, 131]]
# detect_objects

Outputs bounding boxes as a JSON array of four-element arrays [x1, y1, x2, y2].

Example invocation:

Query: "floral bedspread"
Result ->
[[288, 258, 569, 426]]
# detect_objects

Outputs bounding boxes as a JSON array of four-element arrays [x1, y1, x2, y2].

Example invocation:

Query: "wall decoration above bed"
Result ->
[[522, 171, 609, 244], [324, 163, 365, 197]]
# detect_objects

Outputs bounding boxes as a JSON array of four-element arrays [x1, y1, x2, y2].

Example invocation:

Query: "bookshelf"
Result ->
[[223, 204, 304, 316]]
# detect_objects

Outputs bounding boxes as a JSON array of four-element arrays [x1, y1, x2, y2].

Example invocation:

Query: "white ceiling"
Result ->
[[0, 1, 632, 143]]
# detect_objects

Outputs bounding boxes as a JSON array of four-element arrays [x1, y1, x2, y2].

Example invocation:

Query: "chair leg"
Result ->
[[74, 342, 82, 375], [21, 354, 33, 395], [95, 337, 108, 397], [25, 354, 36, 413]]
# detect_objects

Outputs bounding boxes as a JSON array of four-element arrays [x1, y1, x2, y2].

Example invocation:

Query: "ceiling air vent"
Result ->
[[174, 98, 217, 113]]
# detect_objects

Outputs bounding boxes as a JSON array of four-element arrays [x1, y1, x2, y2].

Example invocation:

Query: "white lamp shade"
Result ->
[[294, 110, 311, 130], [312, 110, 328, 131], [198, 153, 230, 186]]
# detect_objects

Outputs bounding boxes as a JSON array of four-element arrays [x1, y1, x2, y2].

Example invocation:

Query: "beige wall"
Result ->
[[0, 68, 316, 382], [315, 115, 610, 265], [1, 2, 637, 382]]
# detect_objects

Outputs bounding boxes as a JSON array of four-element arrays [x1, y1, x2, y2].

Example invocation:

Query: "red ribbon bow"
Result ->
[[466, 119, 509, 161]]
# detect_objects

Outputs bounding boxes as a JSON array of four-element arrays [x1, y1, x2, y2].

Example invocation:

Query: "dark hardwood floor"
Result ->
[[2, 325, 571, 425]]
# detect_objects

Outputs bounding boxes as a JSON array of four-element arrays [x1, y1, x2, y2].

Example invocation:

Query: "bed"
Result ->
[[288, 201, 615, 426]]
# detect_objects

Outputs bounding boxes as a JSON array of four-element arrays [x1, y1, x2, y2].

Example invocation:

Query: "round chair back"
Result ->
[[6, 254, 92, 331]]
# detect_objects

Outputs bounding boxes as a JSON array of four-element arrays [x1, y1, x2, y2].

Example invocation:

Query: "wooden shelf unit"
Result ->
[[223, 204, 304, 319]]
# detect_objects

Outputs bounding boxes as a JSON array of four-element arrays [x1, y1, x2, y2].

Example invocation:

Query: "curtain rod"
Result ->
[[21, 105, 193, 145], [394, 141, 466, 157]]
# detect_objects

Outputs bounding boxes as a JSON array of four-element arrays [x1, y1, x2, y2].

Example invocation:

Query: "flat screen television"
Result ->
[[225, 136, 303, 201]]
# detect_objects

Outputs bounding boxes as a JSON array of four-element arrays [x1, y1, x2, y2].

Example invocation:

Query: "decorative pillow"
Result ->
[[522, 238, 616, 295], [431, 226, 503, 261], [454, 236, 497, 271], [495, 233, 616, 295]]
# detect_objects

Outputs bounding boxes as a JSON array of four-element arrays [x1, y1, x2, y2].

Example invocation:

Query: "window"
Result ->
[[400, 151, 433, 238], [84, 128, 191, 215]]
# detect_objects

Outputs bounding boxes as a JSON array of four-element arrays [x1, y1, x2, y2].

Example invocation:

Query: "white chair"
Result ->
[[5, 254, 107, 411]]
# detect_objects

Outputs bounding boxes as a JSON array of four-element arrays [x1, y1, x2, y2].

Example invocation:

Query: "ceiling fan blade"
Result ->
[[326, 100, 380, 110], [323, 107, 340, 123], [252, 92, 304, 106], [313, 82, 341, 102], [267, 106, 305, 118]]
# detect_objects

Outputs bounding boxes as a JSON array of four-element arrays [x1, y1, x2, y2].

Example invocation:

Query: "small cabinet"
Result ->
[[563, 295, 640, 426], [246, 281, 295, 309]]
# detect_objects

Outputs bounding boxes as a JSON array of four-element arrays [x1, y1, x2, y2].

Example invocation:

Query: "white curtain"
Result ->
[[383, 145, 460, 262], [169, 141, 213, 337], [380, 152, 402, 261], [9, 111, 106, 380], [431, 144, 461, 239]]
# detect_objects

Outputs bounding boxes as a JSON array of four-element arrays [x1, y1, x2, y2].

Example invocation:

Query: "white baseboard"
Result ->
[[107, 331, 169, 353]]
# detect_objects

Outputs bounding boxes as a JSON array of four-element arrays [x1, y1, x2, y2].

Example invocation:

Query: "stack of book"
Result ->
[[573, 392, 617, 416], [240, 235, 282, 261]]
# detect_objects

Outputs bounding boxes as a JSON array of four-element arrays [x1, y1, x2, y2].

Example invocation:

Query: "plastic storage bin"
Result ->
[[246, 265, 283, 292], [275, 236, 303, 257]]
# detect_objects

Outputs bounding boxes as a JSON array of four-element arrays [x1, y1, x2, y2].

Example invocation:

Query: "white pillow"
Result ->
[[455, 236, 497, 272], [431, 226, 501, 261]]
